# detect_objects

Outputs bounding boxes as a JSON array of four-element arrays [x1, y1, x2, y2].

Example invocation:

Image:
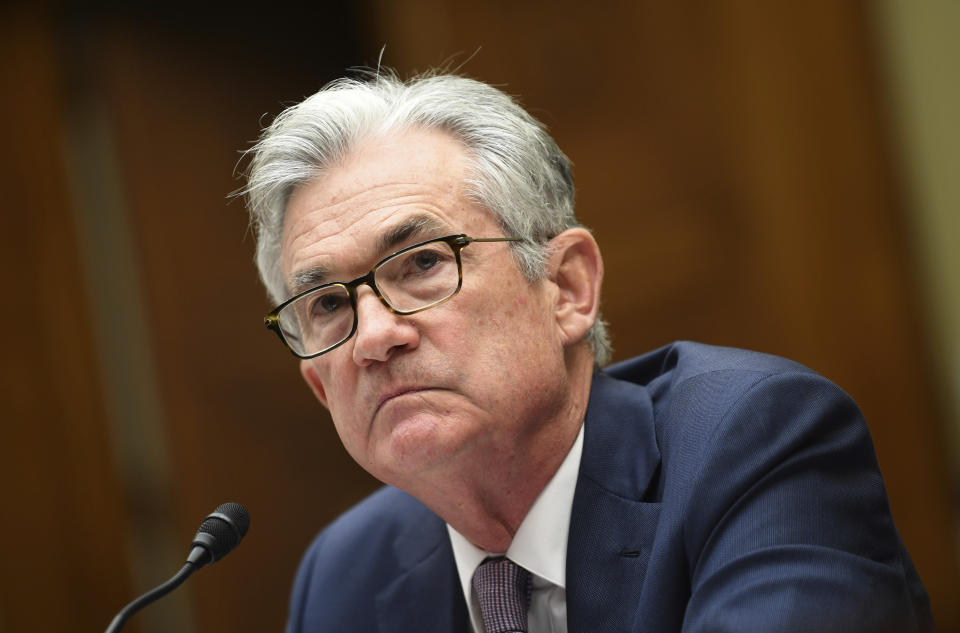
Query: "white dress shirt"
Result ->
[[447, 423, 585, 633]]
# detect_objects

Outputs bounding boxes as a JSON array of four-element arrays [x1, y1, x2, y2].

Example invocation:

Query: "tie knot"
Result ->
[[471, 557, 532, 633]]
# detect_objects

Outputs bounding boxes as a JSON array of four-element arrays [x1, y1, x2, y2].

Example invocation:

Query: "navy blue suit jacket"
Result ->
[[286, 342, 935, 632]]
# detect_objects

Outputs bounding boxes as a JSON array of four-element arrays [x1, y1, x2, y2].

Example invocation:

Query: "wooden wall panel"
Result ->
[[0, 8, 133, 633]]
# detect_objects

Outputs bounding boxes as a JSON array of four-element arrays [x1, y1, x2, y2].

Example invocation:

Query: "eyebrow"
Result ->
[[289, 214, 450, 295], [290, 265, 332, 295], [375, 214, 448, 254]]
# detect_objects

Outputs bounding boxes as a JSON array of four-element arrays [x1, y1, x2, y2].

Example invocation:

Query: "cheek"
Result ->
[[497, 294, 528, 324], [313, 360, 361, 422], [329, 420, 372, 470], [324, 383, 369, 458], [468, 276, 534, 326], [330, 414, 361, 450], [470, 297, 557, 374]]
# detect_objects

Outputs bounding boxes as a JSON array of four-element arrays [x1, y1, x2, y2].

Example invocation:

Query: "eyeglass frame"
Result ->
[[264, 233, 523, 359]]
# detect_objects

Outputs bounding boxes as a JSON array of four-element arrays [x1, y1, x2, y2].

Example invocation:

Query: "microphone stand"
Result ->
[[104, 561, 198, 633]]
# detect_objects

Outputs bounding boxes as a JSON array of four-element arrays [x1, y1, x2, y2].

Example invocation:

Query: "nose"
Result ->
[[351, 286, 420, 365]]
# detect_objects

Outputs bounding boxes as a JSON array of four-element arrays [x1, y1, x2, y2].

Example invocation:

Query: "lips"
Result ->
[[374, 386, 433, 415]]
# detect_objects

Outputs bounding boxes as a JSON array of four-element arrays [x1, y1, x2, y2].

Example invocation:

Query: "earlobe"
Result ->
[[300, 361, 329, 409], [548, 228, 604, 347]]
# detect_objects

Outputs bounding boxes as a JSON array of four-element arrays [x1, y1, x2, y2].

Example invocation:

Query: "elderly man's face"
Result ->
[[280, 129, 572, 489]]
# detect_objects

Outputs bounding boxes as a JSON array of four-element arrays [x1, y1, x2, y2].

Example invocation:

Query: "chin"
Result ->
[[375, 412, 465, 476]]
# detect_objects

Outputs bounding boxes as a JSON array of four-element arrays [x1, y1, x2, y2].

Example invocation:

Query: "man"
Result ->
[[243, 71, 935, 632]]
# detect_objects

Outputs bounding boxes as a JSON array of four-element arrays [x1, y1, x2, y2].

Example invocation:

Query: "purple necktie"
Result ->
[[472, 557, 532, 633]]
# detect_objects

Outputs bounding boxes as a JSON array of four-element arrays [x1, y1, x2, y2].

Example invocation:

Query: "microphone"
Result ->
[[105, 502, 250, 633], [187, 501, 251, 566]]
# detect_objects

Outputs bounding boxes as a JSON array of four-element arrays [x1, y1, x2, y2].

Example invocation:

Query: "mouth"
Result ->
[[374, 386, 434, 415]]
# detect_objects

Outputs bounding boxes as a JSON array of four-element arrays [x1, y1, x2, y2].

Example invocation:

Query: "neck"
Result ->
[[406, 348, 595, 552]]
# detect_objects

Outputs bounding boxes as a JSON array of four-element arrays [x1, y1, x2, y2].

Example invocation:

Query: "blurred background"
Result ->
[[2, 1, 958, 631]]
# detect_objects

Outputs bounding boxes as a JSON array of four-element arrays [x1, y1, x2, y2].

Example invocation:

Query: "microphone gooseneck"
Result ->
[[104, 502, 250, 633]]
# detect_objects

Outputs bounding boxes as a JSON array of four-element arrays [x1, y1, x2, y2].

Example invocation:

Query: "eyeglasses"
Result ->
[[265, 234, 522, 359]]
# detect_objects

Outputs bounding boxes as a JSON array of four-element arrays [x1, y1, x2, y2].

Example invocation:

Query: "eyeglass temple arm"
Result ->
[[465, 236, 524, 243]]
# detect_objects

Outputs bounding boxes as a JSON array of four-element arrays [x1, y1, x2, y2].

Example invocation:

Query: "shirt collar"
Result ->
[[447, 423, 585, 623]]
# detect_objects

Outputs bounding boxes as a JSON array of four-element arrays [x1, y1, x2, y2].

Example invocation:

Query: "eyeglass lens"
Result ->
[[278, 239, 461, 356]]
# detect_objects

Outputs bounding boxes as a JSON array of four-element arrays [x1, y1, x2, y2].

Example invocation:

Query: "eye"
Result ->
[[376, 242, 456, 290], [311, 292, 345, 317], [412, 250, 441, 271]]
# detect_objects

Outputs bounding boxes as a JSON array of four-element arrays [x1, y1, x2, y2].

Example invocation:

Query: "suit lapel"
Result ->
[[376, 512, 469, 633], [567, 371, 662, 633]]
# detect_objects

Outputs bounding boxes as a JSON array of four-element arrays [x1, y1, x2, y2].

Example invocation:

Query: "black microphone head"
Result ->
[[211, 502, 251, 539], [190, 502, 250, 565]]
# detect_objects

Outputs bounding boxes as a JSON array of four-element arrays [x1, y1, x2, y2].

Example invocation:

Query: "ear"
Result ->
[[299, 360, 330, 409], [547, 228, 604, 347]]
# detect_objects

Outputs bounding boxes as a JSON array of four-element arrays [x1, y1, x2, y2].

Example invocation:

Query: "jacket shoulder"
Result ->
[[606, 342, 858, 467], [605, 341, 814, 387], [286, 487, 446, 632]]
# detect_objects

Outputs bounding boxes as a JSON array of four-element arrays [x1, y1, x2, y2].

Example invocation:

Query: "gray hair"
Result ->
[[242, 70, 611, 365]]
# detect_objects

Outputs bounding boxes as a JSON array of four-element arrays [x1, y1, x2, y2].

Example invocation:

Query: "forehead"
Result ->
[[280, 128, 499, 288]]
